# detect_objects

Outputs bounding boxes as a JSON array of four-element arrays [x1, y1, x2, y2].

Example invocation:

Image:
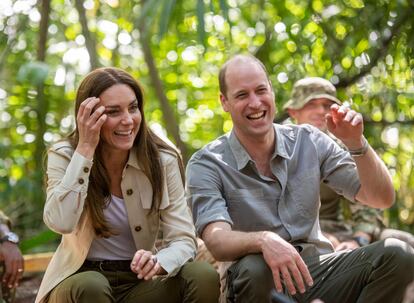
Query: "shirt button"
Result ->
[[83, 167, 89, 173], [134, 225, 142, 232], [126, 189, 133, 195], [78, 178, 84, 184]]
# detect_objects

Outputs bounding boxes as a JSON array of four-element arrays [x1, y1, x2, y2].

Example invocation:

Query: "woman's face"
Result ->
[[98, 84, 142, 154]]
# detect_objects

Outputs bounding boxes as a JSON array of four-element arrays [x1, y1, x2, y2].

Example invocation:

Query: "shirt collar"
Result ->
[[228, 124, 290, 171]]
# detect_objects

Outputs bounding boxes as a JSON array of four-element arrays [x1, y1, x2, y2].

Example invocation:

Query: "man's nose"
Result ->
[[248, 94, 261, 108]]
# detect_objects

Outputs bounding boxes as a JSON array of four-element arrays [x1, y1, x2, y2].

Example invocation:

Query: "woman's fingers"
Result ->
[[131, 250, 159, 279]]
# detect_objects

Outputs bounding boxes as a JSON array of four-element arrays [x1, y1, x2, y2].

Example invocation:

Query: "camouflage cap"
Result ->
[[283, 77, 341, 110]]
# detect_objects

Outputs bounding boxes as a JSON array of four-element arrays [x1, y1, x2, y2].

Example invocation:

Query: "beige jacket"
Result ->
[[36, 141, 197, 303]]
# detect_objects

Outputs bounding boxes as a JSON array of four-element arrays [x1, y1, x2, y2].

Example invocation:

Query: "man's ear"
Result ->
[[286, 108, 297, 120], [220, 93, 229, 112]]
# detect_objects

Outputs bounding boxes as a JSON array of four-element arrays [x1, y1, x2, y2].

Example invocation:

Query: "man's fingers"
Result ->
[[351, 113, 363, 126], [280, 266, 296, 295], [272, 268, 283, 293], [296, 257, 313, 288], [343, 110, 356, 122], [288, 263, 306, 294]]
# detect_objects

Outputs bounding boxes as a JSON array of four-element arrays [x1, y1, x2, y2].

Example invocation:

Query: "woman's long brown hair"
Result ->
[[67, 67, 184, 238]]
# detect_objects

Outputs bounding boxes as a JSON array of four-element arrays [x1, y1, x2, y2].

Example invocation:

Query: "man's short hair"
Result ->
[[283, 77, 341, 110], [219, 54, 270, 98]]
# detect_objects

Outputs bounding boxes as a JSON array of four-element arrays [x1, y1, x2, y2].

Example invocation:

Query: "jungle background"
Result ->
[[0, 0, 413, 254]]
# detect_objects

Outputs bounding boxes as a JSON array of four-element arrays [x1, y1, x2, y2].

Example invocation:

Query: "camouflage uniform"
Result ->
[[284, 77, 399, 245], [0, 211, 10, 228]]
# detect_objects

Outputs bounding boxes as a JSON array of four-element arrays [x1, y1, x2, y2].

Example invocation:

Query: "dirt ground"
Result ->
[[14, 274, 42, 303]]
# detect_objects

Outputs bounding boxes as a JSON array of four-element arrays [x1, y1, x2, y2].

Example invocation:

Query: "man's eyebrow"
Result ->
[[232, 89, 247, 97]]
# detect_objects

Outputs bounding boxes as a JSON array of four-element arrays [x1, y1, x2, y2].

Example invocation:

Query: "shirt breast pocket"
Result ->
[[287, 171, 319, 218], [226, 188, 276, 232]]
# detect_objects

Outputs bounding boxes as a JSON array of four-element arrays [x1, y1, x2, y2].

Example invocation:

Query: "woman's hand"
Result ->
[[130, 249, 165, 280], [76, 97, 107, 159]]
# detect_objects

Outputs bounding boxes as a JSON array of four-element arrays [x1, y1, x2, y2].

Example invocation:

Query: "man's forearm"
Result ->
[[354, 146, 394, 208], [202, 223, 265, 261]]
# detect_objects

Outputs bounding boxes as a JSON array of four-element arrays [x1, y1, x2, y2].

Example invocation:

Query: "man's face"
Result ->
[[287, 98, 334, 131], [220, 59, 276, 142]]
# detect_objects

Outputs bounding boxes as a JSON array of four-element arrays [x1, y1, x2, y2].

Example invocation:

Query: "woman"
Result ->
[[35, 67, 219, 303]]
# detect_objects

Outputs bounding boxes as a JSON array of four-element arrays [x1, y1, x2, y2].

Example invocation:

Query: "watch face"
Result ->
[[5, 232, 19, 244]]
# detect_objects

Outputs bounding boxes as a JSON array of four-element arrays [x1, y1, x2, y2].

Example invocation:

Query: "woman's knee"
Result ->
[[49, 271, 113, 303]]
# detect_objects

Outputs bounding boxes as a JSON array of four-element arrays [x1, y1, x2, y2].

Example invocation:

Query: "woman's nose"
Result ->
[[121, 112, 133, 124]]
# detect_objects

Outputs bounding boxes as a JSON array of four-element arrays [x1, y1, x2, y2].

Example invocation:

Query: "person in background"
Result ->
[[35, 67, 219, 303], [186, 54, 414, 303], [0, 210, 24, 303], [284, 77, 414, 250]]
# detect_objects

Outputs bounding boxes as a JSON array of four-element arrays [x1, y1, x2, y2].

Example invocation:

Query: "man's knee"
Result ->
[[179, 261, 220, 302], [228, 254, 274, 302], [233, 254, 272, 283], [380, 229, 414, 248], [180, 261, 219, 285], [382, 238, 414, 281]]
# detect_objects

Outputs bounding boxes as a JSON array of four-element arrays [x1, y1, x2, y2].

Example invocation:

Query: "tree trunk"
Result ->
[[33, 0, 50, 207], [136, 2, 188, 162], [74, 0, 99, 69]]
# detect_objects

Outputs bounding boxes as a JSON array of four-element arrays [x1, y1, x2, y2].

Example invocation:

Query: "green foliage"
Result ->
[[0, 0, 413, 253]]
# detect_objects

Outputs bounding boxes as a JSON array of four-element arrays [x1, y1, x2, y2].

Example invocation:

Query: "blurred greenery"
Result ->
[[0, 0, 413, 253]]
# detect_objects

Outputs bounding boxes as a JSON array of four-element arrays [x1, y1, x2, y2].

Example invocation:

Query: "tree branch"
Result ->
[[336, 9, 411, 88]]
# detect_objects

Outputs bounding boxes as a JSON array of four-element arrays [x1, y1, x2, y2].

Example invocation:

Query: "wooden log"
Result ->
[[23, 252, 53, 273]]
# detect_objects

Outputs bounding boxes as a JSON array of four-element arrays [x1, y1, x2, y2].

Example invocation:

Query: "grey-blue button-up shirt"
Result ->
[[186, 123, 361, 257]]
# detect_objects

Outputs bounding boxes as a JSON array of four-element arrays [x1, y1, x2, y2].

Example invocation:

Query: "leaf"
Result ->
[[16, 61, 49, 86], [20, 230, 59, 253]]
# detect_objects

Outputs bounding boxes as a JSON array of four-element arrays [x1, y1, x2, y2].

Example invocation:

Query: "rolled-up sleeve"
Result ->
[[44, 145, 93, 234], [316, 130, 361, 202], [186, 152, 233, 237]]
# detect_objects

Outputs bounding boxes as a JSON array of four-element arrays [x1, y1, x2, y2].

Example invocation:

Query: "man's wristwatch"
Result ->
[[352, 236, 370, 247], [0, 231, 20, 244]]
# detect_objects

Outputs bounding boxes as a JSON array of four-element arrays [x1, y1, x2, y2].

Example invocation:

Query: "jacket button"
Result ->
[[83, 167, 89, 173], [126, 189, 133, 195], [78, 178, 84, 184], [134, 225, 142, 232]]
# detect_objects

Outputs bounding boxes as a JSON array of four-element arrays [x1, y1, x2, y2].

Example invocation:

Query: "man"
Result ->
[[0, 210, 24, 303], [284, 77, 414, 250], [186, 54, 414, 303]]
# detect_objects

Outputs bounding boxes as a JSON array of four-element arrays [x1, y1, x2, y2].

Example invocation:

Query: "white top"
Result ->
[[86, 195, 137, 260]]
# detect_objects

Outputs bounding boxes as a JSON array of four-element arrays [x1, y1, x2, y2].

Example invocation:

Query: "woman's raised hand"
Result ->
[[75, 97, 107, 159]]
